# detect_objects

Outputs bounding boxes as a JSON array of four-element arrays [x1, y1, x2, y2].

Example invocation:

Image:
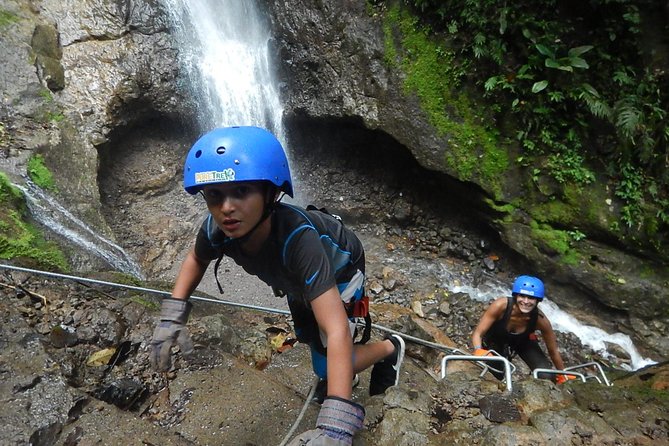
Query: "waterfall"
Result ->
[[17, 181, 144, 279], [444, 270, 656, 371], [163, 0, 284, 139]]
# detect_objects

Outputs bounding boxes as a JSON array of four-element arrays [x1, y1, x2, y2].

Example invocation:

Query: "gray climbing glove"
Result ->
[[149, 298, 193, 371], [288, 397, 365, 446]]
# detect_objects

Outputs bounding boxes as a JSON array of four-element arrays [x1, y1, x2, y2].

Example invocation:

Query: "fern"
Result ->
[[614, 97, 642, 141], [579, 84, 612, 119]]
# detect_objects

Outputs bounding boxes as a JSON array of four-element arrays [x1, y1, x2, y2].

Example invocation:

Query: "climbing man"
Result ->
[[470, 275, 574, 384], [149, 126, 405, 444]]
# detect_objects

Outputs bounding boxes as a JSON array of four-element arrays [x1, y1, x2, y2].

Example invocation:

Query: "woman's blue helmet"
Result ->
[[183, 126, 293, 197], [512, 275, 545, 299]]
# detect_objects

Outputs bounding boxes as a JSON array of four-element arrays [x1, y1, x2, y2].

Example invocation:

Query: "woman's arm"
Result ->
[[171, 249, 210, 300], [310, 286, 354, 400], [537, 313, 565, 370], [471, 298, 506, 349]]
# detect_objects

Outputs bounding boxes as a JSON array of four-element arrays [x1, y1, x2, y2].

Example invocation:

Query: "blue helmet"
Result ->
[[183, 126, 293, 197], [512, 275, 545, 299]]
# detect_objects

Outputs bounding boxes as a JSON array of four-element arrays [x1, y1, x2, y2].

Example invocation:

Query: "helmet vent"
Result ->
[[216, 146, 226, 155]]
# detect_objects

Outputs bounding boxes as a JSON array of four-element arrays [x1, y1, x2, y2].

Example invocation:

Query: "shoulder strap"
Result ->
[[527, 306, 539, 333], [502, 296, 514, 325], [213, 253, 225, 294], [306, 204, 343, 224]]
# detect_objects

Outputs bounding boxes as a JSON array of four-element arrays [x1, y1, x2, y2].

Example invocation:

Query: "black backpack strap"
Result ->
[[213, 253, 225, 294], [306, 204, 343, 224], [357, 314, 372, 345]]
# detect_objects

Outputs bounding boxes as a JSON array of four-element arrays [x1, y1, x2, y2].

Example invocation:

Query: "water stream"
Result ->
[[162, 0, 284, 138], [17, 181, 144, 279]]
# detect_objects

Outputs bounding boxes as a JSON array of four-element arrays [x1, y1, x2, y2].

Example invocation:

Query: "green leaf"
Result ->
[[532, 80, 549, 93], [545, 59, 561, 69], [567, 45, 593, 57], [484, 76, 499, 91], [535, 44, 554, 58], [569, 57, 589, 69], [498, 10, 507, 35], [581, 83, 599, 97]]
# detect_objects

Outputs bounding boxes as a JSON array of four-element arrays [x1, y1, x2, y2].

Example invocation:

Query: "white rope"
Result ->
[[278, 376, 320, 446]]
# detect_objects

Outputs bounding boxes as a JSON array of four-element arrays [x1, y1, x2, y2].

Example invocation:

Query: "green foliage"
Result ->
[[27, 154, 57, 191], [391, 0, 668, 234], [39, 88, 54, 102], [130, 296, 160, 310], [0, 173, 68, 271], [45, 111, 65, 122], [382, 4, 508, 197], [530, 220, 581, 265]]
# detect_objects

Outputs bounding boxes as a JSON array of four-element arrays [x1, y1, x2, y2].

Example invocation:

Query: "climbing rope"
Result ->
[[278, 376, 320, 446]]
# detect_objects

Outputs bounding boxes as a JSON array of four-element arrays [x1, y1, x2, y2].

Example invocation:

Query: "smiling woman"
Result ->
[[470, 275, 572, 383]]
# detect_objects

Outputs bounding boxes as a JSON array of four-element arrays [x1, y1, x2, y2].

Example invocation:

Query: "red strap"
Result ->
[[351, 295, 369, 318]]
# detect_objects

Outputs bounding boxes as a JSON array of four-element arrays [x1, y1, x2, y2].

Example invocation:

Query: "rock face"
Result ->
[[0, 0, 666, 367]]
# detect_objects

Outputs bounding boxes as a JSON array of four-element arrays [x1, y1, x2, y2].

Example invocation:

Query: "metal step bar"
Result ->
[[442, 353, 612, 391], [441, 352, 515, 392], [532, 368, 586, 382], [533, 361, 612, 386]]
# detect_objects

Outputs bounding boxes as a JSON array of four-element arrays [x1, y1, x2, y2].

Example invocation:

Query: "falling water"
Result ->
[[17, 181, 144, 279], [163, 0, 284, 138], [446, 272, 656, 371]]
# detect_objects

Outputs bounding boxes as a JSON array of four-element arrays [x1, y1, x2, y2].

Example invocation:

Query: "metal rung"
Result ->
[[532, 368, 586, 382], [477, 349, 517, 376], [564, 361, 612, 386], [441, 355, 514, 392]]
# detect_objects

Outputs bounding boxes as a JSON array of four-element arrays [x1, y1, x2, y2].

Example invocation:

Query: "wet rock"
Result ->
[[478, 394, 521, 423], [50, 324, 78, 348], [93, 378, 147, 410], [29, 421, 63, 446], [482, 256, 496, 271]]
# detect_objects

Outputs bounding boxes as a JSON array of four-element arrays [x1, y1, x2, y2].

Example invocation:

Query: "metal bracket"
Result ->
[[441, 354, 514, 392], [532, 368, 586, 382], [565, 361, 612, 386], [532, 361, 612, 386]]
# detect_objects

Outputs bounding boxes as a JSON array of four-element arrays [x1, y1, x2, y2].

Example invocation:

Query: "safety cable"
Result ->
[[0, 263, 291, 315], [0, 263, 464, 354]]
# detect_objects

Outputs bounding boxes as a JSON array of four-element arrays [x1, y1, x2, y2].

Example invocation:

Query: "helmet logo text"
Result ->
[[195, 169, 236, 184]]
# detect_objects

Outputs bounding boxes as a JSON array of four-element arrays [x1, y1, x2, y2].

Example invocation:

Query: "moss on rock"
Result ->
[[0, 173, 68, 271], [382, 4, 508, 198]]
